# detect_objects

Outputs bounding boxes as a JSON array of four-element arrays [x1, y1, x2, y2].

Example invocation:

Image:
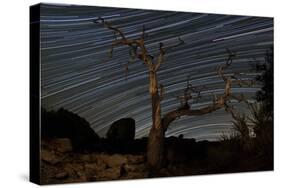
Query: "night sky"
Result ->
[[40, 3, 273, 141]]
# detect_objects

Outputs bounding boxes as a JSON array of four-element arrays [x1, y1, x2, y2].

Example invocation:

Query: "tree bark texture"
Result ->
[[147, 70, 165, 170]]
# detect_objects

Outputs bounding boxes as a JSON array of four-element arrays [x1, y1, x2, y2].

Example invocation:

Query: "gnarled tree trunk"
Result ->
[[146, 70, 165, 171]]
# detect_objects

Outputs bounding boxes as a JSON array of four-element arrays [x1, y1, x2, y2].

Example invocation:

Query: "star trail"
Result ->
[[39, 3, 273, 141]]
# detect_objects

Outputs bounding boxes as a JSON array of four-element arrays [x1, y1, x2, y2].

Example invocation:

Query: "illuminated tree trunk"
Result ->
[[146, 70, 165, 170]]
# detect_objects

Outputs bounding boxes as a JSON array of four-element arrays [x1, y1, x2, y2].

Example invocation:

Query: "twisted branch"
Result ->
[[162, 49, 253, 131], [94, 17, 152, 67], [154, 37, 185, 71]]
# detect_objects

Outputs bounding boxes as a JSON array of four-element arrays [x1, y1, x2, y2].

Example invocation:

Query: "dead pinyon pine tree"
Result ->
[[94, 18, 251, 171]]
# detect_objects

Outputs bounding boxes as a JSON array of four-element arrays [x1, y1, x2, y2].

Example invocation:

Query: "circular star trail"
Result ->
[[40, 3, 273, 141]]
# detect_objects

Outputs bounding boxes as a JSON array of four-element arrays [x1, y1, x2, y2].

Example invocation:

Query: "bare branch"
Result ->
[[94, 17, 126, 40], [162, 103, 223, 131], [217, 48, 236, 81], [154, 37, 185, 71], [231, 75, 255, 87], [154, 53, 164, 71], [162, 49, 254, 131], [176, 76, 207, 107], [95, 18, 153, 67]]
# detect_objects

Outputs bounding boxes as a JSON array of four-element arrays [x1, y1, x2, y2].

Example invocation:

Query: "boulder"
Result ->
[[124, 163, 146, 173], [79, 154, 97, 163], [127, 155, 145, 164], [101, 154, 128, 168], [41, 149, 60, 165], [55, 172, 68, 179], [106, 118, 135, 141], [63, 165, 77, 178], [98, 168, 120, 180], [84, 161, 107, 172], [48, 138, 72, 153]]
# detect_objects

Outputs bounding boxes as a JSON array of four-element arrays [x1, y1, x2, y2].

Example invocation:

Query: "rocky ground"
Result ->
[[40, 138, 206, 185], [40, 138, 150, 184], [40, 137, 273, 185]]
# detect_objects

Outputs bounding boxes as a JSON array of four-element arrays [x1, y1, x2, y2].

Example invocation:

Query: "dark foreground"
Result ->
[[40, 136, 273, 184]]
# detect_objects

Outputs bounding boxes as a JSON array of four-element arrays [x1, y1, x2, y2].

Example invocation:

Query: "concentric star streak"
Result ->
[[39, 3, 273, 141]]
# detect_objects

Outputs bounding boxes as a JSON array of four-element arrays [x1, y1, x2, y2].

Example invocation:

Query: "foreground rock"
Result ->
[[40, 135, 272, 184], [41, 150, 61, 165], [43, 138, 73, 153], [41, 139, 148, 184]]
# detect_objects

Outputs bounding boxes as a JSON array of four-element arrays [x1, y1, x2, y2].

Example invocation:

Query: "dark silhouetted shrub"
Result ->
[[41, 108, 99, 151]]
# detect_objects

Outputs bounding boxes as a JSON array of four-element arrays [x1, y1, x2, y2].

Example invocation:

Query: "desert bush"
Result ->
[[231, 113, 253, 152], [249, 103, 273, 157]]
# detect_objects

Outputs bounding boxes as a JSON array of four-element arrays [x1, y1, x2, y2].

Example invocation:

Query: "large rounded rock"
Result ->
[[106, 118, 135, 141], [41, 150, 61, 165], [102, 154, 128, 168]]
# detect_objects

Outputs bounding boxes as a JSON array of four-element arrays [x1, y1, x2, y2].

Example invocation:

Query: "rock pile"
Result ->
[[40, 138, 148, 184]]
